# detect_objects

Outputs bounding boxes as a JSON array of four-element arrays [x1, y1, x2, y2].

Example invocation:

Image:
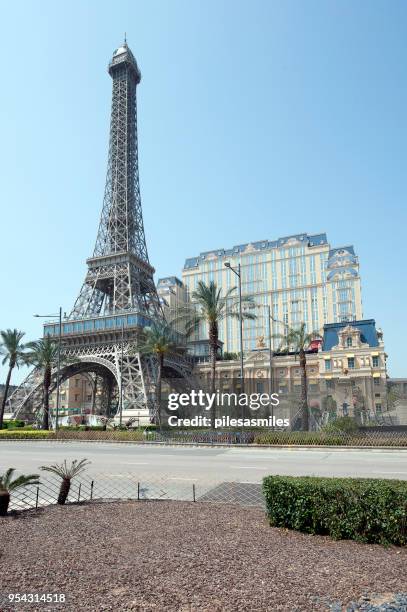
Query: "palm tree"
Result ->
[[40, 459, 90, 505], [0, 468, 39, 516], [138, 321, 179, 429], [0, 329, 26, 429], [178, 280, 256, 426], [274, 322, 321, 431], [24, 337, 70, 430]]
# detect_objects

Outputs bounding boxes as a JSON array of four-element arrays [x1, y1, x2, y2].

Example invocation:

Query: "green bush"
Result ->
[[263, 475, 407, 546], [323, 416, 359, 434], [57, 425, 105, 431], [54, 430, 145, 441], [254, 431, 345, 445], [0, 429, 54, 439], [3, 419, 25, 429]]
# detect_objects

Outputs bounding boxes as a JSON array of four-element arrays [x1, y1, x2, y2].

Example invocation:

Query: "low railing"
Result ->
[[2, 427, 407, 446], [8, 474, 265, 513]]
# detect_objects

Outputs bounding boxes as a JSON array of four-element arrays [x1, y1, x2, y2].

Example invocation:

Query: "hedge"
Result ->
[[0, 429, 146, 441], [254, 431, 407, 447], [2, 419, 25, 429], [54, 430, 145, 441], [254, 431, 346, 445], [263, 475, 407, 546], [0, 430, 54, 439]]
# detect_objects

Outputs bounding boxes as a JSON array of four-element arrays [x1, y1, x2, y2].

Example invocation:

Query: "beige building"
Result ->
[[49, 374, 102, 419], [194, 319, 390, 427], [182, 232, 363, 354]]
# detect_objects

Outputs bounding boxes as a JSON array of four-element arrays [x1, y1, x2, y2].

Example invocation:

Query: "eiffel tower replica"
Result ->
[[6, 41, 193, 424]]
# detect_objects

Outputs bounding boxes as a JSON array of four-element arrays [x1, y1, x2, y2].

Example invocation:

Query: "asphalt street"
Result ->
[[2, 441, 407, 483]]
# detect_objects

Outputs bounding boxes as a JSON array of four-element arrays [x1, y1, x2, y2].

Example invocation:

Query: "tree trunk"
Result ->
[[299, 349, 309, 431], [0, 489, 10, 516], [91, 376, 98, 414], [42, 367, 51, 430], [58, 477, 71, 505], [209, 321, 218, 429], [101, 377, 112, 430], [0, 364, 14, 430], [156, 354, 163, 431]]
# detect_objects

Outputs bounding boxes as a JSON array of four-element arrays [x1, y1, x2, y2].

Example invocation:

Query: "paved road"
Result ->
[[2, 441, 407, 482]]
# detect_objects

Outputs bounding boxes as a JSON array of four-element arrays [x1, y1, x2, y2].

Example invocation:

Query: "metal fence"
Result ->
[[2, 427, 407, 446], [9, 474, 266, 513], [47, 428, 407, 446]]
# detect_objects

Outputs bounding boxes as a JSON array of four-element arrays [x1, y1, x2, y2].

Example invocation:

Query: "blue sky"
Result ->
[[1, 0, 406, 383]]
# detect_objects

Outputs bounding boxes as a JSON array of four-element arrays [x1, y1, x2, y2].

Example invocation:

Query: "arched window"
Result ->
[[346, 336, 352, 347]]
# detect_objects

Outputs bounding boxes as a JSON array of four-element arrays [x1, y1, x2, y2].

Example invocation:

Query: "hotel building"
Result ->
[[181, 232, 363, 354]]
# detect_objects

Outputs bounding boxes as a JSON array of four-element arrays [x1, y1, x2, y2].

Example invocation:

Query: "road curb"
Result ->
[[1, 439, 407, 452]]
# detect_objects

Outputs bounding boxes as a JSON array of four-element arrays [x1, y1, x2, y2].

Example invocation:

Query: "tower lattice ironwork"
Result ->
[[71, 43, 162, 319], [5, 42, 194, 425]]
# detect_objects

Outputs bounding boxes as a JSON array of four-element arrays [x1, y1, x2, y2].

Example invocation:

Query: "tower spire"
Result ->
[[70, 43, 162, 319]]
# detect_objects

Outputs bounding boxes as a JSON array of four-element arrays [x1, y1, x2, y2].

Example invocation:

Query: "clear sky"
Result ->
[[1, 0, 406, 384]]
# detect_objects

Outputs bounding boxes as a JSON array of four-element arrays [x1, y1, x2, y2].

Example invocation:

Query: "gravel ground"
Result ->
[[0, 501, 406, 611]]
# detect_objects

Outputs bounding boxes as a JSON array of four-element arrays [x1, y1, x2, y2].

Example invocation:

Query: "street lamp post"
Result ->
[[224, 262, 244, 395], [265, 305, 274, 429], [34, 307, 62, 431], [261, 305, 274, 429]]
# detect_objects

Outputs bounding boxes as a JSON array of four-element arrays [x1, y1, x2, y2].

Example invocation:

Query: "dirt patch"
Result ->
[[1, 501, 406, 611]]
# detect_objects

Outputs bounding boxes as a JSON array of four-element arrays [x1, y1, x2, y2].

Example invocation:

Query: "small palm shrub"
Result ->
[[0, 468, 39, 516], [40, 459, 90, 505]]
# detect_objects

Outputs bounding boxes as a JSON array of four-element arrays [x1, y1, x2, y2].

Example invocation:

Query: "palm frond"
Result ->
[[0, 468, 39, 491], [0, 329, 26, 368], [24, 336, 74, 370], [40, 458, 90, 480]]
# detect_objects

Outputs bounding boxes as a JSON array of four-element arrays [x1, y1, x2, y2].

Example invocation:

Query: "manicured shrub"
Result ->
[[262, 475, 407, 546], [54, 429, 145, 441], [3, 419, 25, 429], [0, 430, 54, 439], [254, 431, 345, 446], [323, 416, 359, 434]]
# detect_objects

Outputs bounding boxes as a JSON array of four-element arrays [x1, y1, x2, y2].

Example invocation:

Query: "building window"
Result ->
[[347, 357, 355, 369], [75, 379, 79, 387], [375, 403, 382, 413], [346, 337, 352, 347], [87, 394, 92, 401], [374, 377, 380, 386], [74, 394, 79, 402], [256, 382, 264, 393], [325, 359, 331, 371], [372, 355, 379, 368]]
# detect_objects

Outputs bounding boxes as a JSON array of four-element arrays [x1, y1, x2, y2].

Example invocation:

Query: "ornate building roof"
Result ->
[[322, 319, 380, 351]]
